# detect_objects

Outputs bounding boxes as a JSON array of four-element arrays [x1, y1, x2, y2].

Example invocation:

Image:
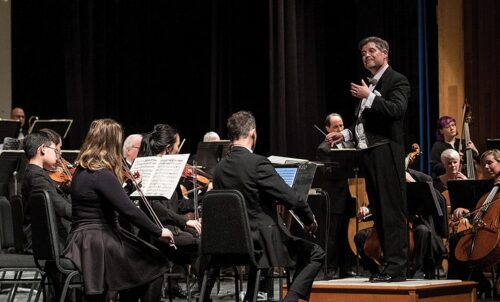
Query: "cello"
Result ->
[[454, 184, 500, 268]]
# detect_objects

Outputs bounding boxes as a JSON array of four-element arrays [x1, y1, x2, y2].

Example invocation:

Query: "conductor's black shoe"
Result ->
[[339, 270, 357, 278], [169, 285, 189, 299], [369, 273, 406, 282]]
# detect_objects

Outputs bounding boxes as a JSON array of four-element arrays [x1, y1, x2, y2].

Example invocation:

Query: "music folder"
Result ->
[[28, 119, 73, 139], [0, 119, 21, 142]]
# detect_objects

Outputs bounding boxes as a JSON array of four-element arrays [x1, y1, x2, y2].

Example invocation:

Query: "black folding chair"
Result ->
[[30, 190, 83, 302], [0, 196, 42, 302], [199, 190, 273, 302]]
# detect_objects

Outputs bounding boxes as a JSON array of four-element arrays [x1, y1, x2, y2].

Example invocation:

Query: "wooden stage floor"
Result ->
[[289, 278, 478, 302]]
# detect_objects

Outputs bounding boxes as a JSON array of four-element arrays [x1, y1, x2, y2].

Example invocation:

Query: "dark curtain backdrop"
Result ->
[[463, 0, 500, 153], [12, 0, 438, 164]]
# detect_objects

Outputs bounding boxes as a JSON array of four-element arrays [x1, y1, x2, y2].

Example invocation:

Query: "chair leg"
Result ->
[[250, 269, 261, 302], [59, 271, 79, 302], [233, 267, 239, 302], [199, 269, 209, 302], [7, 271, 22, 302]]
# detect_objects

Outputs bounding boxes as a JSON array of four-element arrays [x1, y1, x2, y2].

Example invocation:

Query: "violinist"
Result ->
[[63, 119, 173, 302], [430, 116, 479, 178], [137, 124, 204, 299], [21, 131, 72, 251], [21, 131, 73, 301]]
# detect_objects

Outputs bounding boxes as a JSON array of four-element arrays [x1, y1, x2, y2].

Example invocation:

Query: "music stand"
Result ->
[[407, 182, 448, 238], [447, 179, 493, 211], [0, 119, 21, 143], [28, 119, 73, 139], [61, 150, 80, 164], [0, 150, 27, 196], [315, 148, 364, 277], [486, 138, 500, 151], [195, 140, 231, 174]]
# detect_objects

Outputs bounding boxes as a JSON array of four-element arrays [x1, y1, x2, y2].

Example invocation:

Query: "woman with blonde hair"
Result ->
[[63, 119, 173, 301]]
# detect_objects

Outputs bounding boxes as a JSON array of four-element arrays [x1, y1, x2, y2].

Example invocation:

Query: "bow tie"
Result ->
[[367, 77, 378, 85]]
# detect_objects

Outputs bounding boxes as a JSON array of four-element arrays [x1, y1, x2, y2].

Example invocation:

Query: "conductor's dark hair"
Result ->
[[23, 131, 52, 159], [358, 36, 389, 54], [138, 124, 178, 157], [227, 111, 256, 141]]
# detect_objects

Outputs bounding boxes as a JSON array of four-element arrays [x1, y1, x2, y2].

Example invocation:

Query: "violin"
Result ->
[[180, 164, 211, 197], [49, 157, 76, 186]]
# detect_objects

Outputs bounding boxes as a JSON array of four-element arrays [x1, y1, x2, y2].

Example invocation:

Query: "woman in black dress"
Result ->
[[63, 119, 174, 301]]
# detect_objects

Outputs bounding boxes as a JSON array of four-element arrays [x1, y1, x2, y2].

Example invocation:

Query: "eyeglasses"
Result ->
[[443, 123, 456, 130], [43, 145, 60, 154]]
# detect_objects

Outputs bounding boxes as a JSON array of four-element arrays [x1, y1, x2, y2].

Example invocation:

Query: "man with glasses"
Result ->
[[21, 131, 72, 251], [123, 134, 143, 167]]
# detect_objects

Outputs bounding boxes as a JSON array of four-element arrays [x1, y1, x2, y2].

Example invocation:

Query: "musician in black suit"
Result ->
[[22, 131, 72, 251], [316, 113, 356, 278], [213, 111, 325, 302], [327, 36, 410, 282]]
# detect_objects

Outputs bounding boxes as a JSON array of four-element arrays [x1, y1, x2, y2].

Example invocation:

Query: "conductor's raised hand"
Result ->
[[350, 79, 370, 99]]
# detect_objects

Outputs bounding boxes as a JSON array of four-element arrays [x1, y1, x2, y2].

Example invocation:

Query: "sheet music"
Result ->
[[130, 154, 189, 199]]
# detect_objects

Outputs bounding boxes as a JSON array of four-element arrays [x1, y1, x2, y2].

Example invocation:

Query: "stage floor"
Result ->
[[304, 278, 477, 302]]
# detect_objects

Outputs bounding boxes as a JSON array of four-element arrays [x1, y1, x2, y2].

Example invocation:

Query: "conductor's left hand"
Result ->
[[305, 219, 318, 235]]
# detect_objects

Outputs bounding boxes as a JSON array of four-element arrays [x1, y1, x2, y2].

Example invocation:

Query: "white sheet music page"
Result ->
[[130, 153, 189, 199]]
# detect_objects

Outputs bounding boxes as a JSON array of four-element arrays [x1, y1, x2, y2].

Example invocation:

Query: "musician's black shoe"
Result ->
[[369, 273, 406, 282], [339, 269, 357, 278]]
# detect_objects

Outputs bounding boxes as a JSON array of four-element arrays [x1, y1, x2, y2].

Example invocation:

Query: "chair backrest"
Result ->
[[29, 190, 60, 264], [9, 195, 26, 252], [201, 189, 258, 266], [0, 196, 15, 249]]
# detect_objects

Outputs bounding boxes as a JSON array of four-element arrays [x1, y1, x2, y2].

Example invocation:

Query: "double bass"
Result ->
[[454, 184, 500, 268]]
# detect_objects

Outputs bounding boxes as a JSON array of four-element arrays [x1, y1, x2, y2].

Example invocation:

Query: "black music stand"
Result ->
[[28, 119, 73, 139], [61, 150, 80, 165], [485, 138, 500, 151], [407, 182, 448, 238], [447, 179, 493, 211], [195, 140, 231, 174], [0, 119, 21, 143], [0, 150, 27, 197], [317, 148, 364, 277]]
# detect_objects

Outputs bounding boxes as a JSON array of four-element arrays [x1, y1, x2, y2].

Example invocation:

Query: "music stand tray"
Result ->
[[196, 140, 231, 173], [28, 119, 73, 139], [0, 119, 21, 142], [486, 138, 500, 151], [407, 182, 444, 217], [0, 150, 27, 196], [447, 179, 493, 211]]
